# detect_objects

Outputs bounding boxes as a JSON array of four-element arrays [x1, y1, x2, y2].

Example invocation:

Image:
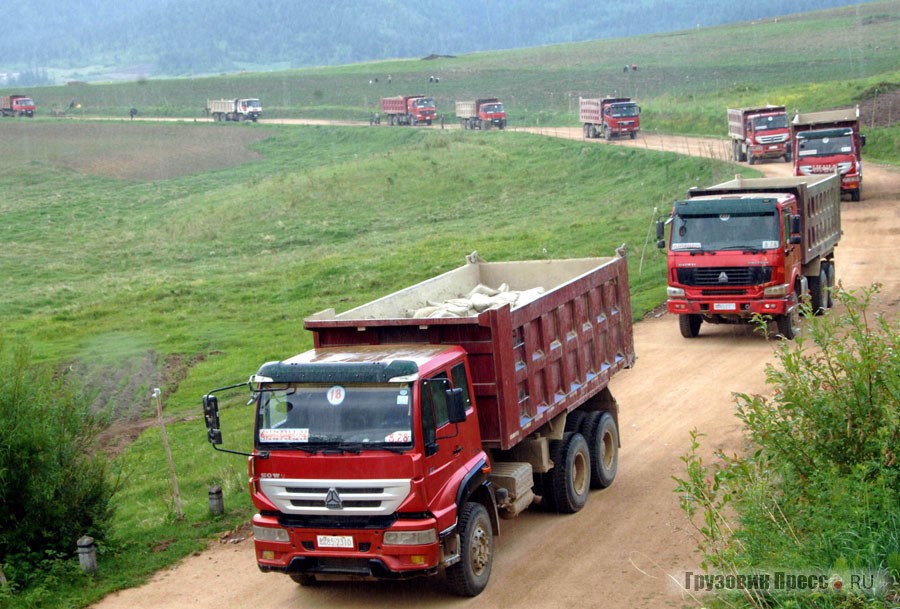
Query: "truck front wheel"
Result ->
[[289, 572, 317, 586], [777, 291, 800, 340], [445, 502, 493, 597], [808, 269, 827, 315], [549, 432, 591, 513], [679, 314, 702, 338]]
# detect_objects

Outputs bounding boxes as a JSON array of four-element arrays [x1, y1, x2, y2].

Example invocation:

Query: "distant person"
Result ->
[[68, 98, 76, 110], [387, 74, 392, 84], [631, 64, 638, 71], [129, 107, 138, 120], [623, 65, 629, 73]]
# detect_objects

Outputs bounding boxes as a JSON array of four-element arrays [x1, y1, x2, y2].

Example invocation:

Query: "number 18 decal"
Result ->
[[327, 385, 346, 406]]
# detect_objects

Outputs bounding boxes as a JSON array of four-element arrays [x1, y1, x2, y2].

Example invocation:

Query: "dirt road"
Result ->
[[91, 130, 899, 609]]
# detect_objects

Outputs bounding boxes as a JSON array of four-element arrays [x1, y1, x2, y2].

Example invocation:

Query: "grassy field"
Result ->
[[1, 2, 899, 607], [8, 0, 899, 166]]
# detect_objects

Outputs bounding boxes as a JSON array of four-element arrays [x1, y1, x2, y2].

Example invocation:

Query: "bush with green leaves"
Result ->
[[674, 286, 900, 608], [0, 340, 116, 592]]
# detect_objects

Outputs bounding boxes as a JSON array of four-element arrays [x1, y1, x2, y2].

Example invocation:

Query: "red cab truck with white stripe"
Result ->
[[203, 252, 635, 596], [1, 94, 35, 117], [727, 105, 791, 164], [792, 107, 866, 201], [657, 175, 841, 340]]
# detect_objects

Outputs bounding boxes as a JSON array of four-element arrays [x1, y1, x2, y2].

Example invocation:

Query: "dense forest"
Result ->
[[1, 0, 876, 83]]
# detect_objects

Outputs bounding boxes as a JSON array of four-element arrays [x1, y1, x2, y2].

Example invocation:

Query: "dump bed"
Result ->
[[792, 107, 860, 132], [381, 96, 419, 114], [689, 175, 841, 264], [455, 100, 477, 118], [579, 98, 603, 123], [727, 105, 786, 139], [207, 99, 236, 113], [304, 254, 635, 450]]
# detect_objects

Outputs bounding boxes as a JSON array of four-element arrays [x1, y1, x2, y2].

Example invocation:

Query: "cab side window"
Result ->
[[450, 363, 472, 411], [421, 373, 450, 448]]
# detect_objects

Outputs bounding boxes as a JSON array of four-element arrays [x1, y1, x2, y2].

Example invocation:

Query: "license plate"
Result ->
[[317, 535, 354, 549], [713, 303, 737, 311]]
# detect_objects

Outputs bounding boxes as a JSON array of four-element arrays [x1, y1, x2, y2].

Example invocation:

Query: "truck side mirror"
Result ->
[[790, 215, 801, 235], [203, 394, 222, 445], [447, 388, 467, 424], [656, 220, 666, 249]]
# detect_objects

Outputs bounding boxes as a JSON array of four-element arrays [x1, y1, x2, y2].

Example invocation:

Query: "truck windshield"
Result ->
[[256, 383, 413, 449], [797, 134, 853, 157], [611, 104, 639, 117], [415, 98, 435, 108], [752, 114, 788, 130], [671, 201, 780, 252], [482, 103, 504, 113], [244, 99, 261, 109]]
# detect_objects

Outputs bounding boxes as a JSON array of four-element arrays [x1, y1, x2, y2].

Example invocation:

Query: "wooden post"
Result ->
[[154, 388, 184, 520], [77, 536, 98, 575]]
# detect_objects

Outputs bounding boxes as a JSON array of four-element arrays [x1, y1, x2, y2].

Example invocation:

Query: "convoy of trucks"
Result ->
[[727, 105, 791, 164], [455, 98, 507, 130], [791, 106, 865, 201], [1, 94, 35, 117], [203, 252, 635, 596], [381, 95, 437, 126], [579, 97, 640, 139], [206, 98, 262, 122], [657, 174, 842, 340]]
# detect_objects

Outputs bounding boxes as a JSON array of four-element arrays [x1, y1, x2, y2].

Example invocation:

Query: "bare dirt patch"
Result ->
[[0, 121, 268, 181], [857, 87, 900, 128]]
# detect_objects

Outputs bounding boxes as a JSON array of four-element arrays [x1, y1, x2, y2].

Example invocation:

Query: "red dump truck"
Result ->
[[455, 98, 506, 130], [1, 94, 36, 117], [207, 98, 262, 122], [657, 174, 841, 340], [203, 252, 635, 596], [580, 97, 640, 139], [727, 105, 791, 164], [792, 106, 865, 201], [381, 95, 436, 126]]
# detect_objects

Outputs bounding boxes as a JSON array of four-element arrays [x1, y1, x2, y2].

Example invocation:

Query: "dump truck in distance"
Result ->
[[658, 174, 841, 340], [580, 97, 640, 139], [727, 105, 791, 164], [207, 98, 262, 122], [792, 106, 865, 201], [455, 98, 507, 130], [1, 94, 35, 117], [202, 252, 635, 596], [381, 95, 436, 126]]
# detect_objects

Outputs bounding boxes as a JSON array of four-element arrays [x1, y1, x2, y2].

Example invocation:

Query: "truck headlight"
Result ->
[[667, 286, 685, 298], [764, 284, 789, 297], [253, 524, 290, 543], [383, 529, 437, 546]]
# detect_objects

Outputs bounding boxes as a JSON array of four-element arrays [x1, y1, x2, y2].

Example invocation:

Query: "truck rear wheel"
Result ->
[[445, 502, 492, 597], [548, 432, 590, 513], [679, 314, 702, 338], [581, 412, 618, 489]]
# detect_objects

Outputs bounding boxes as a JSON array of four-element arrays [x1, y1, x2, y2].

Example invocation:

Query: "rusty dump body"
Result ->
[[304, 255, 635, 451]]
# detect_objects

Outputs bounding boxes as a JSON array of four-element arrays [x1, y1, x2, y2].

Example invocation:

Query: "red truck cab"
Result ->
[[727, 106, 791, 164], [658, 175, 841, 339], [792, 107, 865, 201], [1, 94, 35, 117], [246, 344, 487, 583]]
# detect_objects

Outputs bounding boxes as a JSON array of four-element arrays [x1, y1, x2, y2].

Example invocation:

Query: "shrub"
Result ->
[[674, 286, 900, 607], [0, 340, 116, 592]]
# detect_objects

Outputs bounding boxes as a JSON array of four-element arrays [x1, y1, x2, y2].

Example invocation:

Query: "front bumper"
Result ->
[[253, 515, 443, 578], [667, 297, 789, 318]]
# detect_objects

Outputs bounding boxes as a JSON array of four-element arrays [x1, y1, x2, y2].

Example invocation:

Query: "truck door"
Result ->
[[419, 371, 466, 510]]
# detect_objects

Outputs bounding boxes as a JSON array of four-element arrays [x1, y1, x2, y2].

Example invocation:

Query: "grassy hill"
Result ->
[[1, 2, 898, 607], [12, 1, 899, 162]]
